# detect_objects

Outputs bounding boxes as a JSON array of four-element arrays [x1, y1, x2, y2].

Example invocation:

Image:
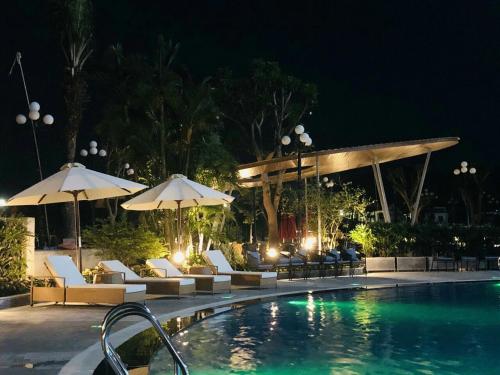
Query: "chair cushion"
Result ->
[[99, 260, 141, 281], [146, 258, 183, 277], [345, 248, 359, 261], [66, 283, 146, 293], [225, 271, 277, 278], [203, 250, 234, 273], [139, 277, 195, 286], [46, 255, 86, 287]]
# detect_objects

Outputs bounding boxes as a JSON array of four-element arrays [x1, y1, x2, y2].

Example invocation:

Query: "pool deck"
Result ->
[[1, 271, 499, 375]]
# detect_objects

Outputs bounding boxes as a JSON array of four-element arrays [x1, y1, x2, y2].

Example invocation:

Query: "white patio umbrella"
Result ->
[[7, 163, 147, 271], [121, 174, 235, 261]]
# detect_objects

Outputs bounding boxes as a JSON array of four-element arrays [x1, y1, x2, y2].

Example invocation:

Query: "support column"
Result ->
[[411, 151, 431, 226], [316, 153, 322, 253], [372, 160, 391, 223]]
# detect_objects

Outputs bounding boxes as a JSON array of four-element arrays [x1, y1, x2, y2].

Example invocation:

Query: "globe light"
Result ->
[[29, 101, 40, 112], [304, 236, 316, 251], [98, 149, 107, 157], [327, 181, 334, 188], [469, 167, 477, 174], [124, 163, 130, 169], [89, 147, 98, 155], [323, 177, 329, 182], [15, 114, 27, 125], [281, 135, 291, 145], [461, 167, 468, 173], [42, 114, 54, 125], [460, 161, 468, 168], [80, 149, 88, 157], [294, 124, 305, 135], [172, 251, 185, 264], [0, 198, 6, 207], [126, 168, 134, 175], [453, 169, 460, 175], [89, 140, 98, 148], [299, 132, 309, 143], [28, 111, 40, 121], [267, 247, 278, 258], [304, 138, 312, 146]]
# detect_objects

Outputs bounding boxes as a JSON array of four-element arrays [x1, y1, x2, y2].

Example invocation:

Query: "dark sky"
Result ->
[[1, 0, 499, 199]]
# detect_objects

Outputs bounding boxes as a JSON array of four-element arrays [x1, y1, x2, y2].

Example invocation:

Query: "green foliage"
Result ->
[[83, 221, 167, 266], [349, 224, 376, 256], [282, 181, 373, 249], [0, 279, 30, 297], [355, 222, 500, 257], [220, 243, 246, 270], [0, 218, 29, 280]]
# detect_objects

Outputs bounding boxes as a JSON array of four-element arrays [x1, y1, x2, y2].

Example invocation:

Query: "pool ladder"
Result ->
[[101, 302, 190, 375]]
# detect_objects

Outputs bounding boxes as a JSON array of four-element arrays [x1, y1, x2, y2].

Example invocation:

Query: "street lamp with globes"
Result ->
[[453, 161, 478, 226], [281, 124, 313, 253]]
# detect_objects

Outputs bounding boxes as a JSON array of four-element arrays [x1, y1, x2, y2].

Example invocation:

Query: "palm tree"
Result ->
[[53, 0, 94, 239]]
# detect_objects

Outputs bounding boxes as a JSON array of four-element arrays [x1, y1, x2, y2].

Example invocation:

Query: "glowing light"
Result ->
[[294, 124, 305, 135], [453, 169, 460, 175], [267, 247, 278, 258], [281, 135, 291, 145], [304, 236, 316, 250], [172, 251, 185, 264], [0, 199, 6, 207]]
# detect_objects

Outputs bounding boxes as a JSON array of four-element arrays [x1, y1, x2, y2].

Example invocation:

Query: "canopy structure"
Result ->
[[122, 174, 235, 258], [238, 137, 459, 187], [7, 163, 147, 271], [237, 137, 459, 248]]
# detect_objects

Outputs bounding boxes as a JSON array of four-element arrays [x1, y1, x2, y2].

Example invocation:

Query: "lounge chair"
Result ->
[[203, 250, 277, 288], [31, 255, 146, 306], [145, 258, 231, 294], [99, 260, 195, 297]]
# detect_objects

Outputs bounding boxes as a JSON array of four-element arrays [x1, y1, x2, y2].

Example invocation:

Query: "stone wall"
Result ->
[[27, 248, 103, 277]]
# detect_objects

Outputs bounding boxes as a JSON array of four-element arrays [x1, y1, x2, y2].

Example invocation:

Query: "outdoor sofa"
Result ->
[[31, 255, 146, 306], [203, 250, 278, 288], [99, 260, 196, 297], [146, 258, 231, 294]]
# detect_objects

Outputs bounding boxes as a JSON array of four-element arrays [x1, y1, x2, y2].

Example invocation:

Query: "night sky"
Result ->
[[1, 0, 499, 199]]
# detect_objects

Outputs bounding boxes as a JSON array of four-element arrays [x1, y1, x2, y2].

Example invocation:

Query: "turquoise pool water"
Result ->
[[150, 282, 500, 374]]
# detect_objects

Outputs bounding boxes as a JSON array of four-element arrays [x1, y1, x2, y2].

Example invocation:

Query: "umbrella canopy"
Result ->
[[7, 163, 147, 271], [121, 174, 234, 210], [7, 163, 146, 205], [121, 174, 235, 257]]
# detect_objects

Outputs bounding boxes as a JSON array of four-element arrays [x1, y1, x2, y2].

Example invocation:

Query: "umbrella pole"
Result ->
[[72, 191, 82, 272], [176, 200, 182, 253]]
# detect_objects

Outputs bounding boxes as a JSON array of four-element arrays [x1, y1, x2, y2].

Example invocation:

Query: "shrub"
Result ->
[[0, 279, 30, 297], [0, 218, 29, 280], [83, 220, 167, 266], [220, 242, 246, 270], [349, 224, 376, 256]]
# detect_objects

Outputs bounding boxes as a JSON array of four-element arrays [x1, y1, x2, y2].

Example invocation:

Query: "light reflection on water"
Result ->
[[150, 282, 500, 375]]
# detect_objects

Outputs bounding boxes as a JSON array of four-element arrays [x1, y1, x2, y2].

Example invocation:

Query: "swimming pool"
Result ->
[[149, 282, 500, 374]]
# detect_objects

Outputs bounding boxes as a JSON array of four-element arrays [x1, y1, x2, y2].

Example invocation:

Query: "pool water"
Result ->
[[150, 282, 500, 374]]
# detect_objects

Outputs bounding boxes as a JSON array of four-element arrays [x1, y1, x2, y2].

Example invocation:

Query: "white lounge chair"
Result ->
[[146, 258, 231, 294], [31, 255, 146, 306], [99, 260, 195, 296], [203, 250, 277, 289]]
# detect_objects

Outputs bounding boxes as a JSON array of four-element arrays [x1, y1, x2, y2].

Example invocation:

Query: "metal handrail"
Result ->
[[100, 302, 190, 375]]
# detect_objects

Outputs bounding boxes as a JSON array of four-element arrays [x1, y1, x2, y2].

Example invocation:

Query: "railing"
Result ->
[[101, 302, 190, 375]]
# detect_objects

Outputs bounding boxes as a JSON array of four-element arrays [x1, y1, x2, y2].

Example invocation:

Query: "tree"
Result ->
[[54, 0, 94, 162], [52, 0, 94, 239], [217, 60, 317, 248], [388, 166, 434, 224]]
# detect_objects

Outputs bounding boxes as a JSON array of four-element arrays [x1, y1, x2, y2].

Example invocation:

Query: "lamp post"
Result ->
[[281, 124, 313, 253], [453, 161, 477, 226], [12, 52, 55, 243]]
